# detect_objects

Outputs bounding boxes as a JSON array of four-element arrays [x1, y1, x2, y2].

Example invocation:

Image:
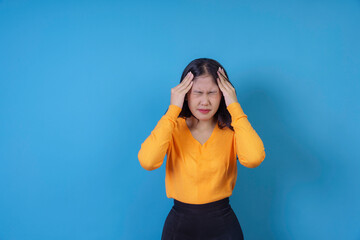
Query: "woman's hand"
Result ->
[[217, 67, 238, 107], [170, 71, 194, 109]]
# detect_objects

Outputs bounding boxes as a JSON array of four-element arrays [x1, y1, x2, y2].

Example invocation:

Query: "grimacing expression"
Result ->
[[186, 74, 222, 121]]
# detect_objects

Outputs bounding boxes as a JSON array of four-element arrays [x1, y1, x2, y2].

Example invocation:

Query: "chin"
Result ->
[[193, 112, 216, 121]]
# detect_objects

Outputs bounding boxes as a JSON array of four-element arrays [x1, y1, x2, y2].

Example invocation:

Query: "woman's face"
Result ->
[[186, 74, 222, 122]]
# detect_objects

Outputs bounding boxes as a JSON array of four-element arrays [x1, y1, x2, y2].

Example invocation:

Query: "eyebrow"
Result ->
[[193, 89, 218, 92]]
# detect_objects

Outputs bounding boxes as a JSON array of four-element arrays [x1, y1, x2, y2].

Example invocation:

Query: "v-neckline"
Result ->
[[183, 118, 218, 147]]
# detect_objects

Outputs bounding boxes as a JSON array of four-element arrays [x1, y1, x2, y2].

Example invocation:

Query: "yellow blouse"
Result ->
[[138, 102, 266, 204]]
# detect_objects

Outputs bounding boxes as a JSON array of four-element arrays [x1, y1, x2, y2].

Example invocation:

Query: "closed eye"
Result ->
[[194, 91, 217, 94]]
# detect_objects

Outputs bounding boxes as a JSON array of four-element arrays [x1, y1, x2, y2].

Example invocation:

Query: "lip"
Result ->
[[198, 109, 210, 113]]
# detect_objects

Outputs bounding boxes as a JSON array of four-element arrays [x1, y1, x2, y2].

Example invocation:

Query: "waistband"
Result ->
[[173, 197, 230, 213]]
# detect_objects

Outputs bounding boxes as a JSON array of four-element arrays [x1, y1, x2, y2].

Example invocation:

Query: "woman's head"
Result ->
[[178, 58, 235, 131]]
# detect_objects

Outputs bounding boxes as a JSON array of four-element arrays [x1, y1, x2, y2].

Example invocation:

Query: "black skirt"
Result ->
[[161, 197, 244, 240]]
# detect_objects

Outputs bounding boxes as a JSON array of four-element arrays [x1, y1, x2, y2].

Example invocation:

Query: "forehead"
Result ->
[[192, 75, 218, 90]]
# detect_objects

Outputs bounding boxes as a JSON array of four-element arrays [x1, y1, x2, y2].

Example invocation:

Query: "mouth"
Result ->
[[198, 109, 210, 114]]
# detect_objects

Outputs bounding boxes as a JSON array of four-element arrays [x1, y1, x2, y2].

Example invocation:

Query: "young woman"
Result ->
[[138, 58, 266, 239]]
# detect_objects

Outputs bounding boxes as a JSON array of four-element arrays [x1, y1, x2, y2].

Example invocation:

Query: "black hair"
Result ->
[[165, 58, 236, 131]]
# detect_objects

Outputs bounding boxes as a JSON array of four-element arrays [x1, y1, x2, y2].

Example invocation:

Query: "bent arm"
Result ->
[[227, 102, 266, 168], [138, 104, 182, 171]]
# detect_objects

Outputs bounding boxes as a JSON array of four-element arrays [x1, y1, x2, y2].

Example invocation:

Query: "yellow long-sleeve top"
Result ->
[[138, 102, 266, 204]]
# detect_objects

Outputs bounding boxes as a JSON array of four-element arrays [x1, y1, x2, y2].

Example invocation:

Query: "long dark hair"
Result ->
[[166, 58, 236, 131]]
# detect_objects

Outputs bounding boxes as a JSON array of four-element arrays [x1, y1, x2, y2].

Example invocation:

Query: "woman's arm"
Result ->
[[227, 102, 266, 168], [138, 105, 182, 171]]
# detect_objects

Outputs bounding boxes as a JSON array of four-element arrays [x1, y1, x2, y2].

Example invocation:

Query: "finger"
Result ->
[[176, 72, 193, 89], [217, 69, 228, 82], [183, 72, 194, 83], [217, 72, 231, 92], [185, 80, 193, 92], [178, 76, 193, 92], [220, 69, 234, 90], [217, 77, 225, 93], [220, 67, 227, 77], [220, 75, 234, 91], [182, 81, 193, 97], [180, 72, 192, 84], [221, 69, 232, 87], [218, 69, 234, 91], [218, 72, 229, 86]]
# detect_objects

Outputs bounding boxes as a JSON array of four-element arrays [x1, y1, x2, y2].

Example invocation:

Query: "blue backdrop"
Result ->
[[0, 0, 359, 239]]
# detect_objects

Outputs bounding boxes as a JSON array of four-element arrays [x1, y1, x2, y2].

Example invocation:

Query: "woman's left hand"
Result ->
[[217, 67, 238, 107]]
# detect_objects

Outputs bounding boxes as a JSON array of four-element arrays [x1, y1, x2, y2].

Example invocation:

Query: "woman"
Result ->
[[138, 58, 266, 239]]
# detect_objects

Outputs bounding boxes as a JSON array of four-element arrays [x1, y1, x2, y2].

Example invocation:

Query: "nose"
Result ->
[[200, 94, 211, 105]]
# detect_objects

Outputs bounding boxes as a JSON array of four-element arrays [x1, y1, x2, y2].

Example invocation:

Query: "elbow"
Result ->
[[139, 162, 157, 171], [138, 151, 162, 171], [139, 160, 159, 171], [239, 150, 266, 169]]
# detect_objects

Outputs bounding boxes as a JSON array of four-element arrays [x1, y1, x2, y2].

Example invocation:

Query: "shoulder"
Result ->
[[216, 122, 234, 137], [174, 117, 186, 131]]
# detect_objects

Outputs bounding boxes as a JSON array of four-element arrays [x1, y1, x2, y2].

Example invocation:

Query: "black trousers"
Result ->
[[161, 197, 244, 240]]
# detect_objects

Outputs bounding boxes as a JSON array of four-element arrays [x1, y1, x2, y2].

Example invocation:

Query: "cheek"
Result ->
[[214, 93, 222, 100], [209, 94, 221, 104], [216, 94, 223, 105]]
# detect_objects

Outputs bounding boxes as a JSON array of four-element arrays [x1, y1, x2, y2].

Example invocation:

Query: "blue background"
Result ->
[[1, 0, 359, 239]]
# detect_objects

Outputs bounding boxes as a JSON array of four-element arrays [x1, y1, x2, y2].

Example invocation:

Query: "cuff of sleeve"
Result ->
[[227, 102, 247, 118], [165, 104, 182, 120]]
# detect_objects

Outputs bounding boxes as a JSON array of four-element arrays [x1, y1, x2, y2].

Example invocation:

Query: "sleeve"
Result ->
[[138, 104, 182, 171], [227, 102, 266, 168]]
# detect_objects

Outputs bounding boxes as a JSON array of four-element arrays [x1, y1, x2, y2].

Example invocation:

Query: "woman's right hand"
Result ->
[[170, 71, 194, 109]]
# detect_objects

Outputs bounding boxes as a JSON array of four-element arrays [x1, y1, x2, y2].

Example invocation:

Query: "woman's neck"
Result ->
[[186, 116, 217, 131]]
